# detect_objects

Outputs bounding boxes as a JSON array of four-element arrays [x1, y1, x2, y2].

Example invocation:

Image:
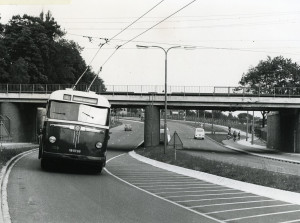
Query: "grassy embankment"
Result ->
[[136, 122, 300, 193]]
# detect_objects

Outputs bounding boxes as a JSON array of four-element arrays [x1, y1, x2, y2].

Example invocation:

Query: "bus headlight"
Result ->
[[95, 142, 102, 149], [49, 136, 56, 143]]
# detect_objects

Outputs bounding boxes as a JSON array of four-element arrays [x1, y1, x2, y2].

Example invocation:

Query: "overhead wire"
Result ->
[[73, 0, 165, 90], [66, 33, 300, 56], [85, 0, 166, 91], [96, 0, 197, 70], [88, 0, 197, 91]]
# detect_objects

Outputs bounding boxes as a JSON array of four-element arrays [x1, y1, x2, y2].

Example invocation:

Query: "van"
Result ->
[[194, 128, 205, 140]]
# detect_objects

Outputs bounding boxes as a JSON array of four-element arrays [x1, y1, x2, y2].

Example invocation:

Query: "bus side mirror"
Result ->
[[37, 107, 46, 135]]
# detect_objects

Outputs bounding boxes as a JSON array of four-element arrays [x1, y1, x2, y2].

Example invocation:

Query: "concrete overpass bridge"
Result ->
[[1, 84, 300, 153]]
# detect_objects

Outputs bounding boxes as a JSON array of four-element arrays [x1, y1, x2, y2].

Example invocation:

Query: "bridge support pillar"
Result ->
[[0, 102, 39, 142], [267, 109, 300, 153], [144, 105, 160, 147]]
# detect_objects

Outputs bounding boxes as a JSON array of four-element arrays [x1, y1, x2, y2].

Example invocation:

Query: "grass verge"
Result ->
[[136, 145, 300, 193]]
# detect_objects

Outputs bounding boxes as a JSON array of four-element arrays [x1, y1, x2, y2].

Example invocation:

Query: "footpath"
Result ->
[[221, 133, 300, 165]]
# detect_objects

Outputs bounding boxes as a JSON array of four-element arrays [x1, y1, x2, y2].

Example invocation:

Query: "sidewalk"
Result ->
[[222, 137, 300, 165]]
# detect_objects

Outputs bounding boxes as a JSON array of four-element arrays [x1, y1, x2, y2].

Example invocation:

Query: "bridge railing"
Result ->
[[1, 84, 300, 97]]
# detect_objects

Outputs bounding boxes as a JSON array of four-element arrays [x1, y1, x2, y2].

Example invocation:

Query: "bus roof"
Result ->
[[49, 89, 111, 108]]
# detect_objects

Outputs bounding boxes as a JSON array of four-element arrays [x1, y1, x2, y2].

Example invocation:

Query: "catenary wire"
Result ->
[[73, 0, 165, 90], [98, 0, 197, 68], [85, 0, 166, 91]]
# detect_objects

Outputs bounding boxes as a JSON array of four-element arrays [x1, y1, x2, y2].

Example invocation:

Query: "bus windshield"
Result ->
[[48, 101, 109, 126]]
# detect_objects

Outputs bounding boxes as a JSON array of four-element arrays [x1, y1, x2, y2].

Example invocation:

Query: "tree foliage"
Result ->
[[237, 113, 253, 124], [239, 56, 300, 91], [0, 11, 105, 89]]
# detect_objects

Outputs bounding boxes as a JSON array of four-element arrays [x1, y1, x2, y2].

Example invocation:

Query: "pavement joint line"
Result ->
[[130, 151, 300, 205]]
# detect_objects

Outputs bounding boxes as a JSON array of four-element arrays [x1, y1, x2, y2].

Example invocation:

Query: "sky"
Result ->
[[1, 0, 300, 90]]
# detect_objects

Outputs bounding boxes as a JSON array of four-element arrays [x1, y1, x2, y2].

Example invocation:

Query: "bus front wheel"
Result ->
[[41, 158, 48, 170]]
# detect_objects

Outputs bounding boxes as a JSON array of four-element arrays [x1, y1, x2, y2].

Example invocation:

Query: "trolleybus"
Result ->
[[38, 89, 111, 173]]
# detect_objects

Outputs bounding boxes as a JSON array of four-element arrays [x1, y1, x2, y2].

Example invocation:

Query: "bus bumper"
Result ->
[[42, 151, 106, 165]]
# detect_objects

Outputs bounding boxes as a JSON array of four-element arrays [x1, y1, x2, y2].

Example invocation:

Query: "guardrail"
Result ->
[[0, 84, 300, 97]]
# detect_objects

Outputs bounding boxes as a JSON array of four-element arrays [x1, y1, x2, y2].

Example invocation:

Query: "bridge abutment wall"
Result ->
[[0, 102, 39, 142], [267, 109, 300, 153], [144, 105, 160, 147]]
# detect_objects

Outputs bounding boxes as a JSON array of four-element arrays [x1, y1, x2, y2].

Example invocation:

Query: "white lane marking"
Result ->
[[140, 183, 213, 188], [155, 188, 236, 195], [187, 196, 262, 207], [129, 178, 199, 182], [189, 199, 274, 208], [148, 186, 224, 191], [118, 176, 191, 179], [206, 203, 295, 214], [165, 191, 248, 199], [279, 219, 300, 223], [1, 149, 38, 223], [105, 154, 225, 223], [224, 210, 300, 222], [134, 181, 206, 186]]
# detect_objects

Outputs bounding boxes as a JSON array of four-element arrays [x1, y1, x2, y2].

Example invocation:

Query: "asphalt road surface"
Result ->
[[6, 120, 300, 222], [167, 121, 300, 176], [7, 121, 211, 223]]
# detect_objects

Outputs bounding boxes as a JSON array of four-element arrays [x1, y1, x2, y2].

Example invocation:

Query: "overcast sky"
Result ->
[[1, 0, 300, 89]]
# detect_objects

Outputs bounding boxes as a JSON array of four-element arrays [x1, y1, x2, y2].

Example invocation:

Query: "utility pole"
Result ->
[[251, 111, 254, 145]]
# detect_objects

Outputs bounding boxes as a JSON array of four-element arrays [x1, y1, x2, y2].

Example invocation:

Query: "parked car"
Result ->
[[160, 127, 171, 143], [194, 127, 205, 140], [124, 124, 132, 131]]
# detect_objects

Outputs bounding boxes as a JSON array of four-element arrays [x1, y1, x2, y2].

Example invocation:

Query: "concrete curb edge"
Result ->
[[129, 150, 300, 205]]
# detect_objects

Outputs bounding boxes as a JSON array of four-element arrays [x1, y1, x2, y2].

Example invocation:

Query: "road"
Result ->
[[6, 119, 300, 222], [167, 121, 300, 176], [7, 120, 211, 223]]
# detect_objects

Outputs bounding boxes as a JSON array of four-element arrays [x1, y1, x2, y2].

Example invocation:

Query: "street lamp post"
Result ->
[[137, 45, 181, 154]]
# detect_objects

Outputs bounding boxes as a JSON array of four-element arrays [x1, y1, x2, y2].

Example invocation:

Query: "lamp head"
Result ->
[[136, 45, 149, 49]]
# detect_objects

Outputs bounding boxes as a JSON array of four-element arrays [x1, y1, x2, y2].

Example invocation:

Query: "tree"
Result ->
[[0, 16, 10, 82], [237, 112, 253, 124], [0, 11, 105, 89], [239, 56, 300, 127], [239, 56, 300, 92]]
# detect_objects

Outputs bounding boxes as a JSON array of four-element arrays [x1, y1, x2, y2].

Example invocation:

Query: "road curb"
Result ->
[[0, 148, 38, 223], [130, 150, 300, 205]]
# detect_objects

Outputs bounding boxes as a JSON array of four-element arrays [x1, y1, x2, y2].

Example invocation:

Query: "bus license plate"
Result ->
[[69, 149, 81, 154]]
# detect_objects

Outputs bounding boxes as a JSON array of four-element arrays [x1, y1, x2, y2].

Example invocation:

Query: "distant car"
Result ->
[[124, 124, 132, 131], [160, 127, 171, 143], [194, 128, 205, 140]]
